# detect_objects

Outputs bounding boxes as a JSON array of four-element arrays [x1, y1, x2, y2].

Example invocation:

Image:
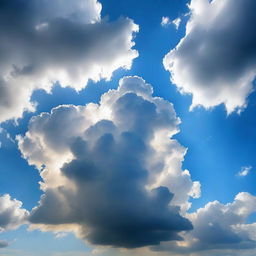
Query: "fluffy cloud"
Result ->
[[0, 194, 28, 232], [0, 0, 138, 123], [18, 76, 200, 248], [153, 192, 256, 254], [187, 192, 256, 250], [164, 0, 256, 113]]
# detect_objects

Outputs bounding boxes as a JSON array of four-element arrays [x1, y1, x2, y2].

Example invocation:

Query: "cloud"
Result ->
[[164, 0, 256, 114], [0, 194, 28, 232], [0, 0, 138, 123], [187, 192, 256, 250], [172, 18, 182, 30], [237, 166, 252, 177], [161, 17, 181, 29], [0, 127, 14, 148], [161, 17, 171, 27], [18, 76, 200, 248], [0, 240, 9, 248], [153, 192, 256, 254], [0, 126, 15, 149]]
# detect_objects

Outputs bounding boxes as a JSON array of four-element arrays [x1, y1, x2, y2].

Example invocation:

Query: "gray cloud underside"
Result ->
[[0, 0, 138, 122], [164, 0, 256, 113], [18, 76, 200, 248], [0, 194, 28, 233], [152, 192, 256, 254], [15, 77, 256, 254]]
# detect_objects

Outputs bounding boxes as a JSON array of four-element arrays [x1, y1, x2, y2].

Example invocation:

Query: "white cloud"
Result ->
[[164, 0, 256, 114], [0, 0, 138, 123], [238, 166, 252, 177], [161, 17, 181, 29], [161, 17, 171, 26], [172, 18, 182, 30], [0, 194, 28, 232], [18, 76, 200, 248]]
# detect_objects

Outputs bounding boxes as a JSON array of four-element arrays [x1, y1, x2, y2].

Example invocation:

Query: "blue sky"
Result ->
[[0, 0, 256, 255]]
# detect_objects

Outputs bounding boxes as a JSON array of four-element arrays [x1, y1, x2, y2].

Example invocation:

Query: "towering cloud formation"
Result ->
[[18, 76, 200, 248], [0, 194, 28, 232], [0, 0, 138, 123], [13, 77, 256, 255], [164, 0, 256, 113]]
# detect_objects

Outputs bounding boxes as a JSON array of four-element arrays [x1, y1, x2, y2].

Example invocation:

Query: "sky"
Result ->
[[0, 0, 256, 255]]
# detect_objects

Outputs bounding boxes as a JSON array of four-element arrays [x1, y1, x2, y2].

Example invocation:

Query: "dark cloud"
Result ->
[[164, 0, 256, 113], [18, 76, 198, 248], [0, 240, 9, 248], [32, 133, 192, 248]]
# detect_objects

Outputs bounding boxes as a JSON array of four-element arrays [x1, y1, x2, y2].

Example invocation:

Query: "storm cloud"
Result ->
[[164, 0, 256, 113], [0, 0, 138, 122], [18, 76, 200, 248]]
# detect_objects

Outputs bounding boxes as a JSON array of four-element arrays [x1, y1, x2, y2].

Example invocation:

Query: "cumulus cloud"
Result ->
[[164, 0, 256, 113], [0, 0, 138, 123], [0, 194, 28, 232], [187, 192, 256, 250], [153, 192, 256, 254], [18, 76, 200, 248]]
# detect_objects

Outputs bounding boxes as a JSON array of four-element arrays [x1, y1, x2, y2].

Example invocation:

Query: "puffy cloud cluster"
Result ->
[[0, 194, 28, 232], [153, 192, 256, 254], [0, 0, 138, 123], [186, 192, 256, 250], [18, 76, 200, 248], [164, 0, 256, 113]]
